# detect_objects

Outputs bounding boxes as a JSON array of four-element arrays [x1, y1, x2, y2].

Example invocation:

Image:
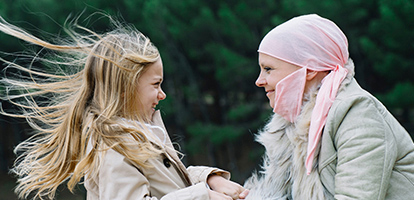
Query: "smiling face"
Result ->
[[255, 53, 301, 108], [136, 59, 166, 120]]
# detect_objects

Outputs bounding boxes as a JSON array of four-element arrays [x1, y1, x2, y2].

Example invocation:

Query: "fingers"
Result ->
[[225, 186, 245, 199], [209, 187, 248, 200], [238, 189, 249, 199], [208, 190, 233, 200], [208, 177, 249, 199]]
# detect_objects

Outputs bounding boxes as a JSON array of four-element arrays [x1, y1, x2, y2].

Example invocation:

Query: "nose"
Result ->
[[255, 73, 266, 87], [158, 88, 166, 101]]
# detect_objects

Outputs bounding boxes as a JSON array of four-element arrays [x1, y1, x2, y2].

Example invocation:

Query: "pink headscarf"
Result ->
[[258, 14, 349, 174]]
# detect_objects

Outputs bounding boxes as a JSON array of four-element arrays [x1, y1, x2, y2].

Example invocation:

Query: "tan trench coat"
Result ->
[[85, 111, 229, 199]]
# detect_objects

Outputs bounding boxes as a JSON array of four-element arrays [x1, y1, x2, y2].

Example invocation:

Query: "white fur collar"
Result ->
[[244, 87, 326, 199]]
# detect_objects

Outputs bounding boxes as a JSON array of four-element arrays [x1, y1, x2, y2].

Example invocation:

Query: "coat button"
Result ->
[[163, 158, 171, 168]]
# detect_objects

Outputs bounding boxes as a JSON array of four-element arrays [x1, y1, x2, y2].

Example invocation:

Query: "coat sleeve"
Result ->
[[329, 96, 397, 200], [187, 166, 231, 184], [95, 148, 210, 200]]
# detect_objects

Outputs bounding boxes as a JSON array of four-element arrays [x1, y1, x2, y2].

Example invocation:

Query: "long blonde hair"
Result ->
[[0, 15, 161, 199]]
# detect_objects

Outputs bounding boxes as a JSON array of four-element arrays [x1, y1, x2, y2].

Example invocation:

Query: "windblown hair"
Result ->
[[0, 15, 161, 199]]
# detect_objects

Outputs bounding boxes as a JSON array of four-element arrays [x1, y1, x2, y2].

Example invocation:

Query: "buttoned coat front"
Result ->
[[85, 111, 229, 200]]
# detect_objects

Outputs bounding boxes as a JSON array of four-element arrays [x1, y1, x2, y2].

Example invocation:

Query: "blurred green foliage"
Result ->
[[0, 0, 413, 187]]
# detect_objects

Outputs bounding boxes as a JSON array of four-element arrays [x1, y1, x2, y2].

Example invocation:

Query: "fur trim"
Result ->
[[244, 60, 355, 199], [245, 87, 325, 199]]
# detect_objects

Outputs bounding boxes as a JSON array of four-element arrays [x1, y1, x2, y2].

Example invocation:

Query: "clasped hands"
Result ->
[[207, 174, 249, 200]]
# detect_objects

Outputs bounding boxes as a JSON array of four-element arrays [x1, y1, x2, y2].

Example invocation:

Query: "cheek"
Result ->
[[145, 90, 158, 104], [267, 75, 280, 86], [137, 88, 151, 104], [271, 72, 292, 86]]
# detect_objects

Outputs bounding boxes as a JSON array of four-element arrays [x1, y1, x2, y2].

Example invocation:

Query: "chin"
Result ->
[[269, 102, 274, 109]]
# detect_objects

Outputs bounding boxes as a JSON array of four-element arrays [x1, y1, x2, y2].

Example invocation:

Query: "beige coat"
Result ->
[[85, 111, 229, 200]]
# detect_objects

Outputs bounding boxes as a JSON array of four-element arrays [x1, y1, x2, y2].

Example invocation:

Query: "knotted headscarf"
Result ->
[[258, 14, 349, 175]]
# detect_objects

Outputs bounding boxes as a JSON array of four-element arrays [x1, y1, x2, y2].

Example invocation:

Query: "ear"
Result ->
[[306, 69, 319, 81]]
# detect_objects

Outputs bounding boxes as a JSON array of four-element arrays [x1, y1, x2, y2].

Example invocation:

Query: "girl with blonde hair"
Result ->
[[0, 15, 248, 200]]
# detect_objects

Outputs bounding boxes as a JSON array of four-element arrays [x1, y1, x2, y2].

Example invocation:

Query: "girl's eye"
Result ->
[[264, 67, 272, 72]]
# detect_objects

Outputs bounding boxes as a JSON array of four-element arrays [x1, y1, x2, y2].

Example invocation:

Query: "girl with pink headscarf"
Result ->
[[244, 14, 414, 200]]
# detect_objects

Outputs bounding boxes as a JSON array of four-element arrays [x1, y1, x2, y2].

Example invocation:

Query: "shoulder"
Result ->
[[325, 79, 392, 141], [328, 79, 386, 124]]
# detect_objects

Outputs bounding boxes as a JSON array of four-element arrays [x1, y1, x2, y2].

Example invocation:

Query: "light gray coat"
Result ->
[[245, 69, 414, 199], [320, 78, 414, 199]]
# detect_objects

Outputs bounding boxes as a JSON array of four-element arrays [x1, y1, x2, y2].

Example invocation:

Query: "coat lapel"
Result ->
[[151, 110, 192, 186]]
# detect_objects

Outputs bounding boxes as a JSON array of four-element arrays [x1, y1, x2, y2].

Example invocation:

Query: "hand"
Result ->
[[208, 190, 233, 200], [207, 174, 249, 199]]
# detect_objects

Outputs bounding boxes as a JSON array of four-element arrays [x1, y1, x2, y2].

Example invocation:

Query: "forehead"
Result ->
[[258, 53, 302, 71], [258, 53, 282, 66], [142, 59, 163, 77]]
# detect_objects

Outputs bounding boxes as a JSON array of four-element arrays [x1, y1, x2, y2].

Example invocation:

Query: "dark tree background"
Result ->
[[0, 0, 413, 199]]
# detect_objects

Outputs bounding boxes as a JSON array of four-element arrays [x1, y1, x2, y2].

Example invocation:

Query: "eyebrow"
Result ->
[[152, 77, 163, 82], [259, 63, 269, 68]]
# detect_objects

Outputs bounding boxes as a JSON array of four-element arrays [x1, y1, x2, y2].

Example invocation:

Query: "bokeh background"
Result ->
[[0, 0, 413, 199]]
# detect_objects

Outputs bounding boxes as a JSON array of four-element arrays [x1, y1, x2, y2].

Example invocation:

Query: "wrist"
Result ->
[[207, 173, 224, 189]]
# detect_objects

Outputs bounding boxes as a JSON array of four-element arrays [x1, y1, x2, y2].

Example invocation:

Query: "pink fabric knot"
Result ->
[[305, 64, 348, 175], [334, 64, 340, 71]]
